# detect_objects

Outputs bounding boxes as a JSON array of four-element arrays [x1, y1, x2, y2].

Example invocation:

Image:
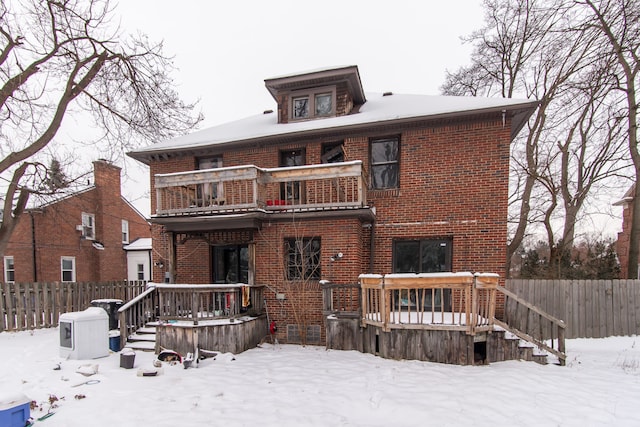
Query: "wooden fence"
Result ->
[[506, 279, 640, 339], [1, 281, 147, 332]]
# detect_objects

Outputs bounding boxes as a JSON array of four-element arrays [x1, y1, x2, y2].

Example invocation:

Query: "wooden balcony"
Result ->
[[154, 161, 367, 217]]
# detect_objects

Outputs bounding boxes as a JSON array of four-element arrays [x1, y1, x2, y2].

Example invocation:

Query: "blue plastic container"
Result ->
[[0, 393, 31, 427], [109, 330, 121, 351]]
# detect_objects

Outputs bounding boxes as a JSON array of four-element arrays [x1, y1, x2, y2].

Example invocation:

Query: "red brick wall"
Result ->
[[4, 161, 150, 283], [255, 218, 364, 343], [146, 115, 512, 341]]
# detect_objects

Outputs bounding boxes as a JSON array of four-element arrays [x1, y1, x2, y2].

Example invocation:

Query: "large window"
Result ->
[[393, 239, 452, 273], [81, 212, 95, 240], [285, 237, 321, 281], [61, 257, 76, 282], [393, 239, 452, 310], [290, 87, 336, 120], [4, 256, 15, 283], [370, 137, 399, 189]]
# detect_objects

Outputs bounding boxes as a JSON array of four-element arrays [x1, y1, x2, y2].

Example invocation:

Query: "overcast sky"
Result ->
[[116, 0, 484, 128], [108, 0, 486, 212], [71, 0, 617, 238]]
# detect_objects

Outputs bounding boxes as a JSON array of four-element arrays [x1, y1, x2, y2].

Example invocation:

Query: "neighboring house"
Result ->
[[614, 185, 637, 279], [3, 160, 152, 283], [123, 237, 153, 282], [127, 65, 538, 344]]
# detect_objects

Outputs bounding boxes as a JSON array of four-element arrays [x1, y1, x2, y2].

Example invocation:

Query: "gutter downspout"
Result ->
[[369, 219, 376, 274], [30, 212, 37, 282]]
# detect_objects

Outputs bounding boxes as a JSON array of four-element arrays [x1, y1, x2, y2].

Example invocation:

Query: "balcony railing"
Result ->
[[359, 272, 499, 335], [154, 161, 366, 216]]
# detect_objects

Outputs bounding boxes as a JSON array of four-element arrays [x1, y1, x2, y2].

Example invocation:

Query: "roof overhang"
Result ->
[[128, 100, 538, 165], [264, 65, 366, 104]]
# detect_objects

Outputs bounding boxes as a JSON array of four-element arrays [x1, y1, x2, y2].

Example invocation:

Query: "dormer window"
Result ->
[[290, 87, 335, 120], [293, 96, 310, 119]]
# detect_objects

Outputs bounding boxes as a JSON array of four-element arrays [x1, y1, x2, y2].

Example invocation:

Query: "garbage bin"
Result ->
[[91, 299, 123, 330], [108, 330, 121, 352], [120, 350, 136, 369]]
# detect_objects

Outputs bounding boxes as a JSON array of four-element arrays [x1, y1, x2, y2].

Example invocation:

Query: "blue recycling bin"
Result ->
[[109, 330, 121, 351]]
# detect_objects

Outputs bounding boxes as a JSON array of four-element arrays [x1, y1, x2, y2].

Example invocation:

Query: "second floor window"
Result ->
[[81, 212, 95, 240], [61, 257, 76, 282], [371, 137, 399, 189], [122, 220, 129, 244], [4, 256, 15, 282]]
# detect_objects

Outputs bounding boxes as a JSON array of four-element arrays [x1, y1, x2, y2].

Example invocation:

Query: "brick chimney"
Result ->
[[93, 159, 121, 195]]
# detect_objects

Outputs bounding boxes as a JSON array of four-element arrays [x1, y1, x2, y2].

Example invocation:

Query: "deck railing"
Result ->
[[155, 283, 264, 324], [494, 286, 567, 365], [154, 161, 366, 216], [118, 284, 158, 350], [359, 273, 499, 335], [321, 281, 360, 318]]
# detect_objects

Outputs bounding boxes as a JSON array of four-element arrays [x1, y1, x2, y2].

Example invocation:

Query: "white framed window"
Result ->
[[61, 257, 76, 282], [4, 256, 15, 283], [81, 212, 95, 240], [137, 263, 145, 281], [122, 220, 129, 244], [290, 86, 336, 120]]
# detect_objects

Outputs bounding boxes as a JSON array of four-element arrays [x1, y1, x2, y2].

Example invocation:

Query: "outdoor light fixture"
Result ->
[[155, 260, 164, 268], [330, 252, 344, 262]]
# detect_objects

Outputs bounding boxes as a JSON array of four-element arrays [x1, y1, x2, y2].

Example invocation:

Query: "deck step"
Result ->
[[124, 340, 155, 351], [124, 322, 158, 352], [129, 333, 156, 341]]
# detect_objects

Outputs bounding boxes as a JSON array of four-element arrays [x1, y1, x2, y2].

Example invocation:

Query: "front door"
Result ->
[[213, 245, 249, 284]]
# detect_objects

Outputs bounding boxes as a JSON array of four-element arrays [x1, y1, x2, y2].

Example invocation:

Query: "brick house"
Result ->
[[127, 65, 537, 345], [3, 160, 151, 283], [614, 185, 637, 279]]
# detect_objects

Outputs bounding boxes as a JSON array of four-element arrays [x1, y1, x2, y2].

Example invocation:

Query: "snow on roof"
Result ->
[[128, 93, 537, 161], [264, 64, 356, 81], [123, 237, 152, 251]]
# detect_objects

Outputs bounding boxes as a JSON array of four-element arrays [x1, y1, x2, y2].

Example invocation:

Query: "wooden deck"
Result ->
[[325, 273, 566, 365]]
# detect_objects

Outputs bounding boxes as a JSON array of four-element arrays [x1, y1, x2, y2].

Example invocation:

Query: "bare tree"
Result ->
[[0, 0, 202, 256], [443, 0, 628, 277], [580, 0, 640, 278], [259, 218, 323, 346]]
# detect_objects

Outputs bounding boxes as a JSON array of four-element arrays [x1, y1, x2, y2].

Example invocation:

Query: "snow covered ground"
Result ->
[[1, 328, 640, 426]]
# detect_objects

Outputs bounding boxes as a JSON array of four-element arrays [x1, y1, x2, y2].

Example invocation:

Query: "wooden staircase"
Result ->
[[494, 286, 567, 366], [124, 323, 157, 352], [480, 328, 554, 365]]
